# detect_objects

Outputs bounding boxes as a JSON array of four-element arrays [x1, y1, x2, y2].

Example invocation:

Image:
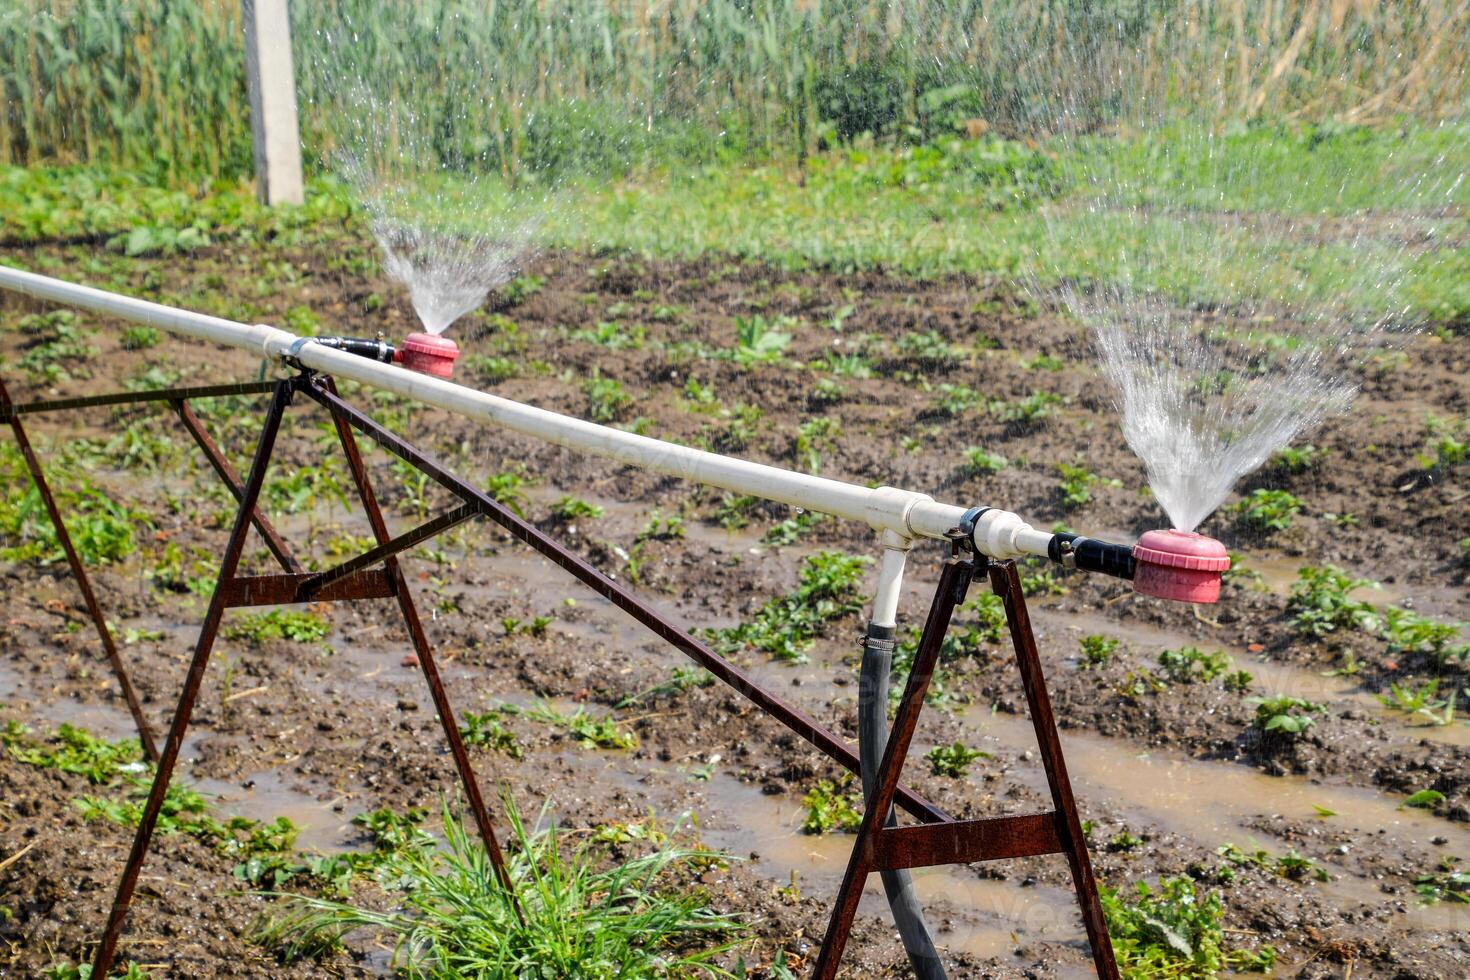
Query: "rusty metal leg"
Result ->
[[172, 399, 302, 574], [990, 561, 1119, 980], [812, 557, 975, 980], [90, 379, 294, 979], [318, 379, 519, 900], [0, 378, 159, 762]]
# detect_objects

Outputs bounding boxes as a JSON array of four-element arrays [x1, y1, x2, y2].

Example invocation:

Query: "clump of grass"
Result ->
[[2, 720, 141, 784], [709, 551, 869, 663], [223, 609, 331, 645], [517, 701, 638, 751], [548, 495, 603, 523], [1102, 875, 1275, 977], [256, 799, 741, 976]]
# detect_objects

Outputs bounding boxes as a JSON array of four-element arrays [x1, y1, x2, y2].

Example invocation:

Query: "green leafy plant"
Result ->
[[1248, 695, 1327, 736], [549, 495, 603, 522], [925, 741, 990, 778], [762, 509, 823, 546], [1056, 462, 1119, 510], [3, 721, 142, 784], [1287, 565, 1379, 637], [1401, 788, 1446, 810], [896, 329, 958, 365], [1380, 606, 1469, 663], [928, 383, 980, 417], [1272, 444, 1325, 472], [615, 666, 714, 709], [1231, 488, 1302, 532], [795, 417, 839, 473], [1078, 634, 1118, 669], [223, 610, 331, 645], [959, 447, 1007, 476], [584, 374, 632, 423], [990, 391, 1061, 427], [484, 470, 530, 517], [801, 778, 862, 835], [730, 314, 793, 365], [1102, 875, 1274, 977], [458, 712, 522, 758], [1157, 647, 1231, 684], [1413, 856, 1468, 904]]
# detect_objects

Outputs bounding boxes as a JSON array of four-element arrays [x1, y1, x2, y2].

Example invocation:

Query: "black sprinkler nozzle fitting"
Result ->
[[1049, 532, 1136, 581], [313, 336, 397, 364]]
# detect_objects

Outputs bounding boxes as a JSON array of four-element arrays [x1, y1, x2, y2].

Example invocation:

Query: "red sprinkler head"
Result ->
[[395, 332, 460, 378], [1132, 529, 1230, 604]]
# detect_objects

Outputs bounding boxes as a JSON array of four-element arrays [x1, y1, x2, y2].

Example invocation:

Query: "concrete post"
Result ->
[[242, 0, 305, 205]]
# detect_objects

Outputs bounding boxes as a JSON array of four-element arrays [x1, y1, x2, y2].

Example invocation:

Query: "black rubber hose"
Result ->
[[859, 622, 947, 980]]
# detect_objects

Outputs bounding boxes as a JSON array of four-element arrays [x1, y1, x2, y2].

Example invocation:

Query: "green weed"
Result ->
[[729, 314, 793, 366], [1102, 876, 1274, 977], [519, 701, 638, 751], [1078, 635, 1117, 669], [925, 742, 990, 778], [1413, 856, 1468, 905], [223, 610, 330, 645], [709, 551, 870, 663], [458, 712, 522, 758], [1056, 462, 1119, 510], [584, 374, 632, 423], [801, 778, 862, 835], [1248, 695, 1327, 737], [1156, 647, 1231, 684], [549, 495, 603, 522], [959, 448, 1008, 476], [257, 798, 740, 975], [1231, 488, 1301, 533]]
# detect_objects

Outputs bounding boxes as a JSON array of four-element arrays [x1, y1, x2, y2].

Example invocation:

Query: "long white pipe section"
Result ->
[[0, 265, 1057, 558]]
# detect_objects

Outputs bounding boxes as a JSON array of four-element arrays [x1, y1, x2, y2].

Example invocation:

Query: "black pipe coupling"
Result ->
[[1049, 532, 1137, 581]]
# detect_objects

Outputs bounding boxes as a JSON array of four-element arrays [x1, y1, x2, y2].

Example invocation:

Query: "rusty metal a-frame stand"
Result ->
[[6, 366, 1115, 978], [812, 548, 1118, 979]]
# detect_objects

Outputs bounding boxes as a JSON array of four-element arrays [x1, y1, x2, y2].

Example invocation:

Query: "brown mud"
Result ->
[[1, 237, 1468, 977]]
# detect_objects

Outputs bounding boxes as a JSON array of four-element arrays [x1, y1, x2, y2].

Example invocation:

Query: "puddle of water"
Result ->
[[191, 766, 351, 852], [960, 707, 1467, 930], [547, 750, 1087, 961]]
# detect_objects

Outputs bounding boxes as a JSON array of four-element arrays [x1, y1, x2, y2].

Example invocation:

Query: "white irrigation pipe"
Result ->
[[0, 265, 1060, 558]]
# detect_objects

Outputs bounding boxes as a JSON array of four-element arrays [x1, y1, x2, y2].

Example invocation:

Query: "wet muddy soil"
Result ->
[[1, 237, 1468, 977]]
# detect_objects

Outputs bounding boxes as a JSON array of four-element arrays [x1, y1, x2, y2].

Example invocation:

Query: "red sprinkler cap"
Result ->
[[1132, 529, 1231, 604], [395, 333, 459, 378]]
